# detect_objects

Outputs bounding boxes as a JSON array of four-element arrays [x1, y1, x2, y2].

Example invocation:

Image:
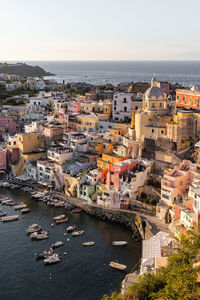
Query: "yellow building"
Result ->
[[77, 114, 98, 132], [17, 132, 45, 154], [80, 101, 112, 120]]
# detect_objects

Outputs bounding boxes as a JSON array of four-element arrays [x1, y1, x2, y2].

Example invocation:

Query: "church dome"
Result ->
[[144, 86, 163, 100]]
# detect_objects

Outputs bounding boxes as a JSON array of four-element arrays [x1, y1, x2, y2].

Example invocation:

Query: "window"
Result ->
[[180, 181, 183, 186], [161, 130, 164, 134], [124, 107, 127, 112], [145, 102, 148, 107], [123, 98, 127, 103], [190, 97, 193, 105], [159, 102, 162, 108], [135, 106, 138, 110], [177, 95, 180, 101], [195, 98, 199, 106], [151, 102, 155, 108], [152, 129, 154, 133], [162, 194, 169, 200], [183, 96, 186, 103], [114, 107, 116, 111], [114, 101, 117, 105]]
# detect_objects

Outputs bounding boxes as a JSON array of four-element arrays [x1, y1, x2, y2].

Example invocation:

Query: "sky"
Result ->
[[0, 0, 200, 61]]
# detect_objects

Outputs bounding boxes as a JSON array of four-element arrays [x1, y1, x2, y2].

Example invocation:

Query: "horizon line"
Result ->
[[2, 59, 200, 62]]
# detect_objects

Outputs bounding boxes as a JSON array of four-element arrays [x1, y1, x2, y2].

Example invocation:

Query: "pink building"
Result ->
[[0, 116, 20, 140], [106, 159, 141, 190], [161, 160, 193, 206]]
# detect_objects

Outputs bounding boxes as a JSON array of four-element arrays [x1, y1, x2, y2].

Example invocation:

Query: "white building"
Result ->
[[112, 92, 134, 122]]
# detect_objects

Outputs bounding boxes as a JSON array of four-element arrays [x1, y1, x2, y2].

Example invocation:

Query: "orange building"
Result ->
[[97, 153, 129, 170], [176, 89, 200, 110]]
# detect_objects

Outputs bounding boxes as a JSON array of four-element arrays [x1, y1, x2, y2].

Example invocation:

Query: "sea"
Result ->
[[25, 60, 200, 86], [0, 189, 141, 300]]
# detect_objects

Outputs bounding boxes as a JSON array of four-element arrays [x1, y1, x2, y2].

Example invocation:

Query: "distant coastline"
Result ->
[[0, 62, 54, 77]]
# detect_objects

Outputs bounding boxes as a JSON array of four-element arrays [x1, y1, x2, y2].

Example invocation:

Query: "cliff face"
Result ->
[[0, 62, 54, 77]]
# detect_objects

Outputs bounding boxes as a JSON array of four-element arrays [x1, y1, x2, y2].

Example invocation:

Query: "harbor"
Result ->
[[0, 188, 141, 300]]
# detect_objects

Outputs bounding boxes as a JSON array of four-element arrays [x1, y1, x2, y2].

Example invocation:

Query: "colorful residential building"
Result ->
[[0, 116, 21, 140], [161, 160, 193, 207], [77, 114, 98, 132], [176, 87, 200, 110]]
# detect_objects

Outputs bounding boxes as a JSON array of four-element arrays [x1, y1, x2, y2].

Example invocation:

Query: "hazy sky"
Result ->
[[1, 0, 200, 61]]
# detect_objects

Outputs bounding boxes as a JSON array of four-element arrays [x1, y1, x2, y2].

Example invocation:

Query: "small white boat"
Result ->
[[109, 261, 127, 271], [1, 215, 19, 222], [53, 214, 65, 221], [112, 241, 127, 246], [14, 204, 27, 210], [55, 217, 68, 224], [82, 241, 94, 246], [72, 230, 84, 237], [21, 208, 31, 214], [26, 224, 41, 233], [44, 254, 61, 265], [52, 241, 64, 249], [67, 225, 76, 232]]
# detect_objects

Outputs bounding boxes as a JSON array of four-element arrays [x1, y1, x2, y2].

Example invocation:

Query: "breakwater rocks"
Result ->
[[81, 205, 143, 240]]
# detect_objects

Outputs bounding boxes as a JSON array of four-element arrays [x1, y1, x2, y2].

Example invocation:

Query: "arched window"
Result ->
[[151, 102, 155, 108]]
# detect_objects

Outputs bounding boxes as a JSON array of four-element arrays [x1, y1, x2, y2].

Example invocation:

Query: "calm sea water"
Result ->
[[0, 189, 141, 300], [26, 60, 200, 86]]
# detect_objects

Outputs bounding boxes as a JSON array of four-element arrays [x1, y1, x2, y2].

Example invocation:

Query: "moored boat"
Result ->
[[30, 231, 48, 240], [55, 217, 68, 224], [112, 241, 127, 246], [72, 230, 84, 236], [14, 204, 27, 210], [51, 241, 64, 249], [82, 241, 94, 246], [53, 214, 65, 221], [21, 208, 31, 214], [44, 254, 61, 265], [71, 208, 82, 213], [1, 215, 19, 222], [67, 225, 76, 232], [109, 261, 127, 271], [26, 224, 42, 233], [0, 211, 7, 217]]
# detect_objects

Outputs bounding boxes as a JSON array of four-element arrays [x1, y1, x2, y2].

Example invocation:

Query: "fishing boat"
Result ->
[[112, 241, 127, 246], [35, 249, 54, 260], [44, 254, 61, 265], [1, 215, 19, 222], [26, 224, 42, 233], [21, 208, 31, 214], [72, 230, 84, 237], [82, 241, 94, 246], [55, 217, 68, 224], [30, 231, 48, 240], [71, 208, 82, 213], [53, 214, 65, 222], [14, 204, 27, 210], [109, 261, 127, 271], [7, 201, 16, 206], [0, 212, 6, 217], [51, 241, 64, 249], [67, 225, 76, 232]]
